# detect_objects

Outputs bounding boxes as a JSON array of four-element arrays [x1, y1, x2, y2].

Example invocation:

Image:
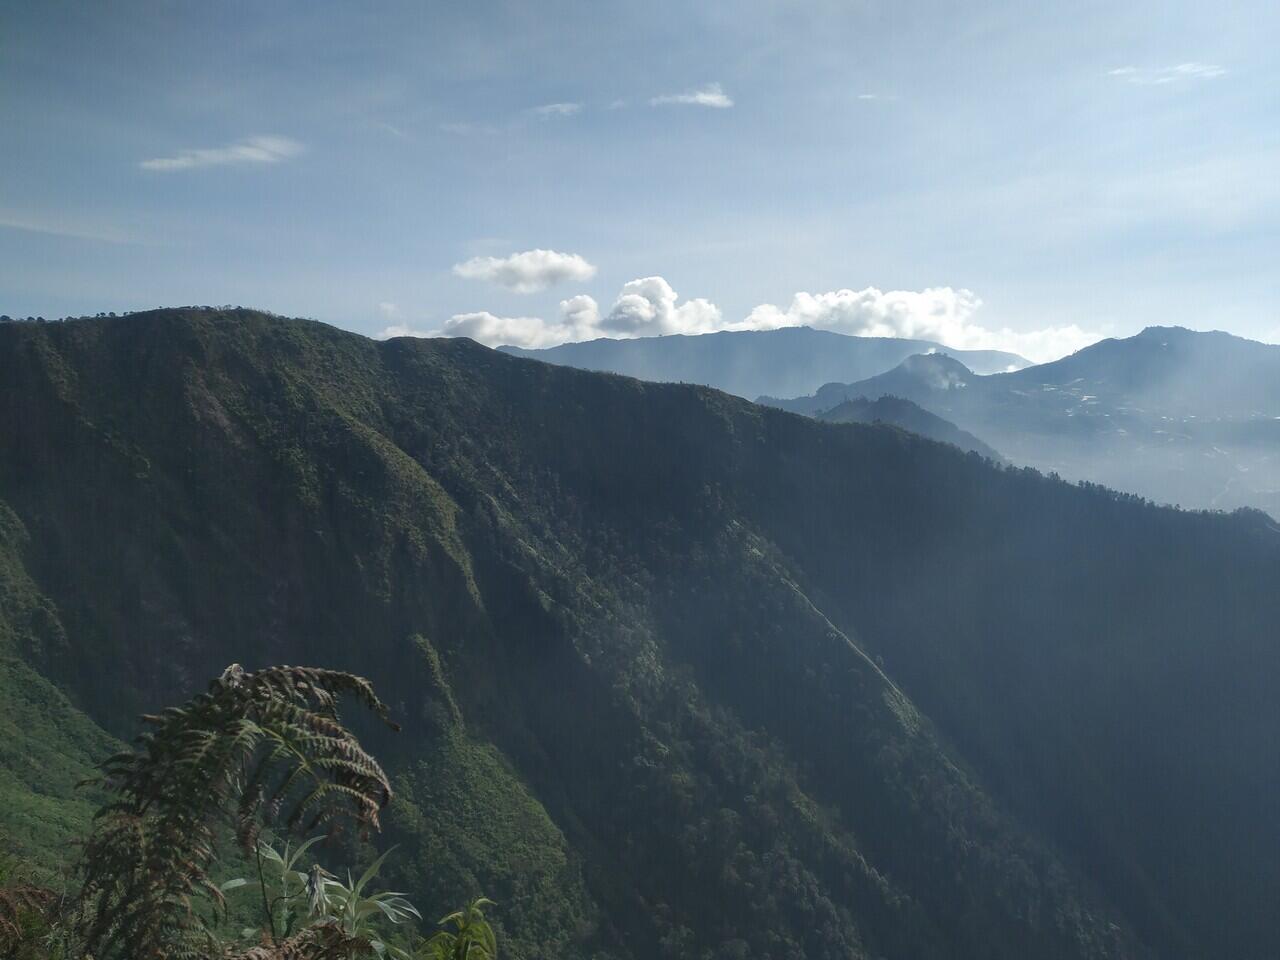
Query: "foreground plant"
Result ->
[[421, 898, 498, 960], [77, 663, 399, 960], [2, 662, 498, 960], [0, 857, 57, 960], [244, 839, 420, 959]]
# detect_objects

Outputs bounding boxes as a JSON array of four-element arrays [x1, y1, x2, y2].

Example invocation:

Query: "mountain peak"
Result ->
[[894, 351, 975, 389]]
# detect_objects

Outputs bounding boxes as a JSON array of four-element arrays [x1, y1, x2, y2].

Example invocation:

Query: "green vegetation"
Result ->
[[0, 663, 499, 960], [2, 309, 1279, 958], [0, 504, 120, 870]]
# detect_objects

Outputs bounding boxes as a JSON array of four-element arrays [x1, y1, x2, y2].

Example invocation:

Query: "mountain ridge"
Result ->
[[765, 327, 1280, 514], [499, 326, 1028, 400], [2, 310, 1279, 958]]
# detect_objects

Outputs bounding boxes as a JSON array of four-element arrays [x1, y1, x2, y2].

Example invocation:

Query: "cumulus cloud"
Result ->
[[559, 294, 601, 330], [1108, 62, 1225, 85], [599, 277, 722, 336], [452, 249, 597, 293], [743, 287, 1099, 363], [379, 305, 594, 349], [437, 311, 573, 348], [377, 301, 400, 318], [376, 278, 721, 348], [378, 279, 1100, 361], [139, 135, 304, 171], [650, 82, 734, 108]]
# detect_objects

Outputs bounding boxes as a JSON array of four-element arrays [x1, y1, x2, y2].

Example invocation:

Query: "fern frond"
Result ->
[[77, 663, 397, 960]]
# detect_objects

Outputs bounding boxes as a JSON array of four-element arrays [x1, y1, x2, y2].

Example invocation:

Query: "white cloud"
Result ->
[[377, 301, 400, 319], [1108, 62, 1226, 85], [742, 287, 1100, 363], [453, 249, 597, 293], [600, 277, 722, 336], [559, 294, 601, 330], [375, 278, 720, 348], [379, 278, 1099, 361], [438, 311, 572, 348], [650, 82, 734, 108], [139, 135, 304, 171], [528, 102, 582, 118]]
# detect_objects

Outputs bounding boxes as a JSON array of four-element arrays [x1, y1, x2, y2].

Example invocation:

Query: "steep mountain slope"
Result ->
[[501, 327, 1028, 399], [768, 329, 1280, 514], [0, 502, 119, 872], [816, 395, 1001, 460], [2, 311, 1279, 959]]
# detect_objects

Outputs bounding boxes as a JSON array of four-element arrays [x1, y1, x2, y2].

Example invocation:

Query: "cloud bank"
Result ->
[[380, 279, 1101, 363], [650, 83, 734, 108], [453, 249, 597, 293], [139, 136, 304, 171], [742, 288, 1099, 363]]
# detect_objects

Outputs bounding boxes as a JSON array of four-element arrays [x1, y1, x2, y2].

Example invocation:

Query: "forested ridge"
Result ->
[[2, 309, 1279, 959]]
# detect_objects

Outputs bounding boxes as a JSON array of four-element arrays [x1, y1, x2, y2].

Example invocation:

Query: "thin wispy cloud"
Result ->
[[650, 82, 733, 108], [0, 211, 139, 245], [374, 121, 409, 139], [443, 103, 581, 135], [453, 249, 597, 293], [528, 102, 582, 118], [857, 93, 898, 102], [139, 135, 304, 171], [438, 120, 504, 136], [1108, 62, 1226, 85]]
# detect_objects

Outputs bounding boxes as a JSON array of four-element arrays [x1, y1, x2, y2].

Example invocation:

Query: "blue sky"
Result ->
[[3, 0, 1278, 361]]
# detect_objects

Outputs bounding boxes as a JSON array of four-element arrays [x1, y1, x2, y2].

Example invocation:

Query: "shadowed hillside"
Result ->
[[816, 395, 1001, 460]]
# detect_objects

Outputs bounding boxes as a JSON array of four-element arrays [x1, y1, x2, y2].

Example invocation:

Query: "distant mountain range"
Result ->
[[765, 326, 1280, 514], [500, 326, 1029, 400]]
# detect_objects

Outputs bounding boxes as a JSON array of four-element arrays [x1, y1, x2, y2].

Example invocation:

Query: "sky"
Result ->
[[3, 0, 1279, 362]]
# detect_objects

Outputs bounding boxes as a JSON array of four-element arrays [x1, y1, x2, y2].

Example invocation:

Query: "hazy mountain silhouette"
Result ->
[[817, 394, 1002, 460], [500, 326, 1028, 399], [766, 327, 1280, 515]]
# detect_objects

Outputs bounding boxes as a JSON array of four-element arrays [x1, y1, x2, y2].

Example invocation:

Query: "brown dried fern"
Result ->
[[0, 881, 57, 952]]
